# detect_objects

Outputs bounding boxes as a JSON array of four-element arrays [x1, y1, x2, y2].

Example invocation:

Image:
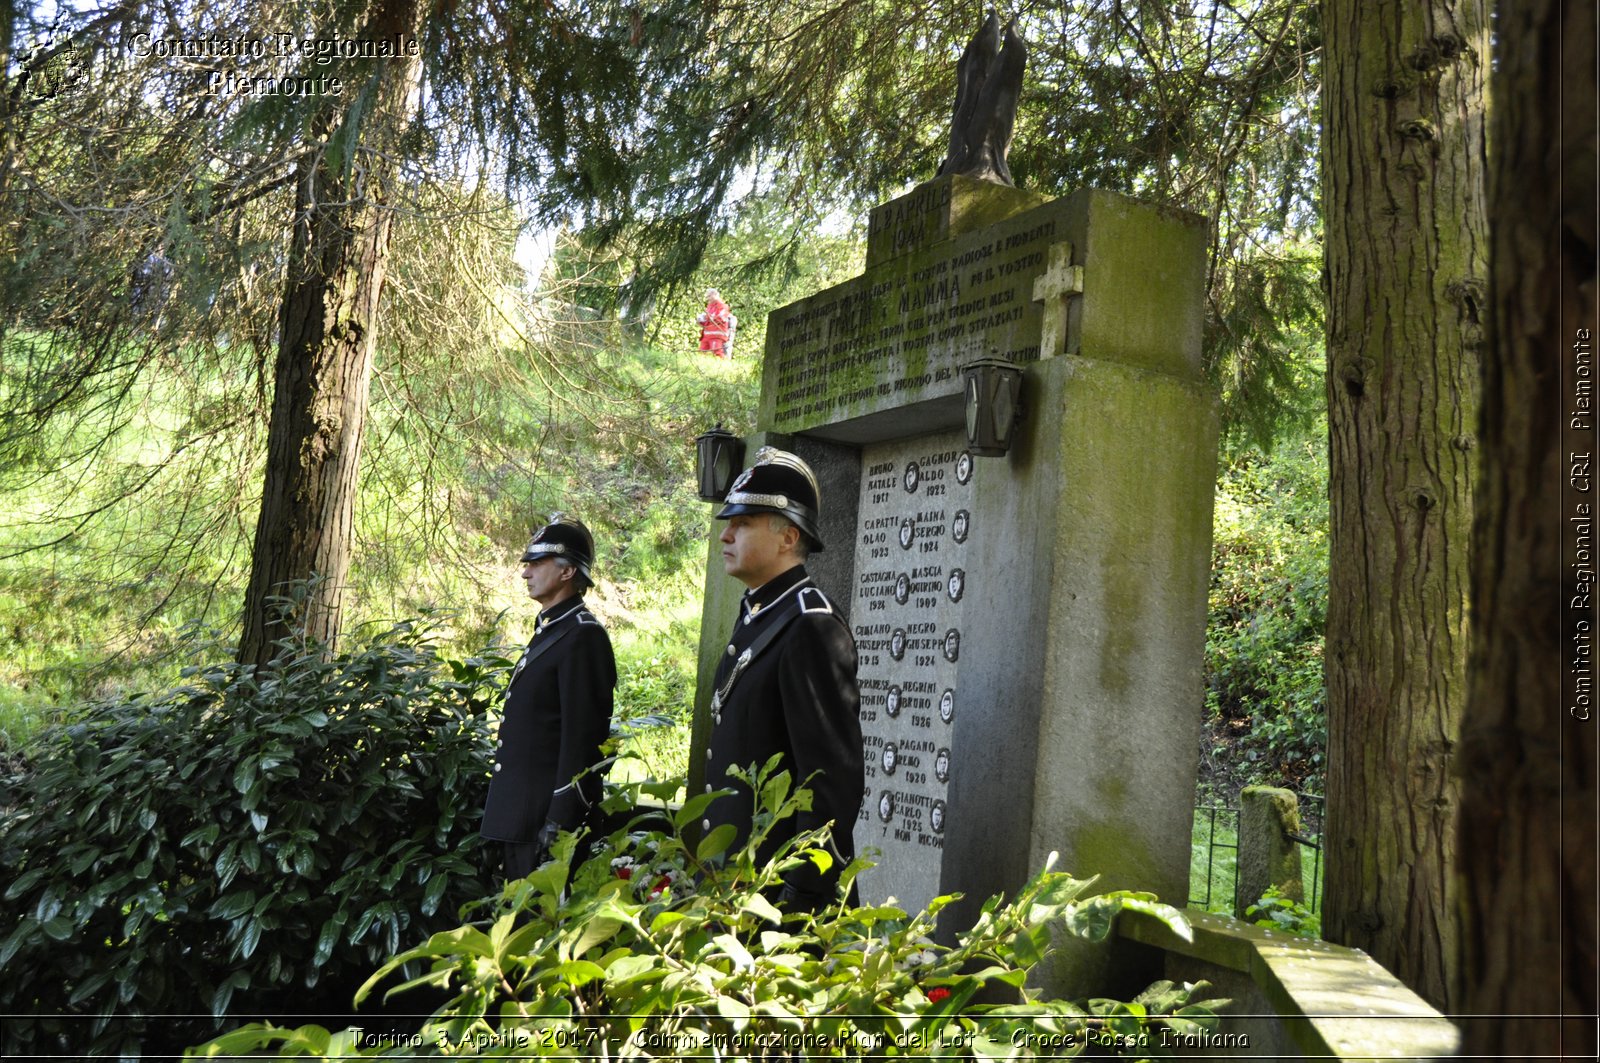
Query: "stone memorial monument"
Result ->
[[690, 24, 1218, 995]]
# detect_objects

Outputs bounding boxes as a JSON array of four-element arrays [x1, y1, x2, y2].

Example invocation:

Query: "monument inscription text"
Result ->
[[762, 201, 1075, 434], [851, 430, 974, 910]]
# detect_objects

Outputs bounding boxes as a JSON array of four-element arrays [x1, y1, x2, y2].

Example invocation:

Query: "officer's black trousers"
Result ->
[[502, 840, 542, 880]]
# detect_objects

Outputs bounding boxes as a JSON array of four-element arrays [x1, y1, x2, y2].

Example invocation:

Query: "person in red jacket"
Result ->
[[698, 288, 733, 358]]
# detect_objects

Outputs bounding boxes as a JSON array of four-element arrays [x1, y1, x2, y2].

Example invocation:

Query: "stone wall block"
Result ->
[[1236, 785, 1306, 917]]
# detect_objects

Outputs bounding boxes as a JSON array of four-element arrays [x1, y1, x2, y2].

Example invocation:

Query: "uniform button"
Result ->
[[726, 644, 736, 656], [706, 748, 713, 760], [713, 713, 722, 725], [705, 783, 713, 794], [702, 818, 711, 832], [493, 762, 503, 772]]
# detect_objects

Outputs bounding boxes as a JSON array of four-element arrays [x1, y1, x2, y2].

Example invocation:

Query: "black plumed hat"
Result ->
[[520, 514, 596, 578], [715, 447, 825, 551]]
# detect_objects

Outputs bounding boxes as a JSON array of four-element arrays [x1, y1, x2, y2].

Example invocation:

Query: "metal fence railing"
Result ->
[[1189, 803, 1240, 911], [1287, 791, 1324, 914], [1189, 791, 1324, 915]]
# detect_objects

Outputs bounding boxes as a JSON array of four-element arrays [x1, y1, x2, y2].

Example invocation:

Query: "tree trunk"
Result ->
[[1455, 1, 1598, 1054], [1321, 0, 1487, 1009], [238, 0, 424, 668]]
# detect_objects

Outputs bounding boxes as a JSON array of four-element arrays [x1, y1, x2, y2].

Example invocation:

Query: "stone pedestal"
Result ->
[[1237, 785, 1306, 916]]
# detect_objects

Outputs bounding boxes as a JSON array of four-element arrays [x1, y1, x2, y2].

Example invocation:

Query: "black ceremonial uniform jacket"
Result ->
[[481, 596, 616, 843], [703, 565, 863, 907]]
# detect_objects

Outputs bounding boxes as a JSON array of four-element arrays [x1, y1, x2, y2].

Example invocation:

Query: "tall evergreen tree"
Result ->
[[1320, 0, 1487, 1008], [237, 0, 426, 664], [1, 0, 667, 662], [1456, 0, 1597, 1053]]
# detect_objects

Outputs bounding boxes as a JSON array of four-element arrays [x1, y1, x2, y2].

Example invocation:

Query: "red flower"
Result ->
[[649, 875, 673, 897], [616, 867, 634, 880], [927, 987, 951, 1005]]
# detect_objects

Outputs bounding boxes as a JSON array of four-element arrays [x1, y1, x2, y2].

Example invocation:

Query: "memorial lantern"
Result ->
[[961, 357, 1025, 456], [694, 424, 745, 502]]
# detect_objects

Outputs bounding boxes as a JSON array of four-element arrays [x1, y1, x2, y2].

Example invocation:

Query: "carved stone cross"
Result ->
[[1031, 241, 1084, 358]]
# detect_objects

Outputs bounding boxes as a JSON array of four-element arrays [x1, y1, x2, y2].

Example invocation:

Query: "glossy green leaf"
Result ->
[[39, 916, 74, 941], [735, 892, 780, 926], [312, 918, 342, 968], [696, 823, 738, 862], [555, 960, 607, 987], [4, 870, 44, 901], [567, 909, 629, 958], [604, 953, 659, 983], [672, 791, 719, 829]]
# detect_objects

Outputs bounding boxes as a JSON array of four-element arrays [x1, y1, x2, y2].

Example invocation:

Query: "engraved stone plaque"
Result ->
[[852, 429, 975, 910]]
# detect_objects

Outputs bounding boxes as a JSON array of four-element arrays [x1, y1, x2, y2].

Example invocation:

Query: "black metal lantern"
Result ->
[[695, 424, 746, 502], [961, 357, 1025, 456]]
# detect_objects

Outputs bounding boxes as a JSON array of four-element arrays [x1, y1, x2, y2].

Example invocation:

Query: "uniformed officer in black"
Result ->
[[704, 448, 864, 911], [482, 515, 617, 879]]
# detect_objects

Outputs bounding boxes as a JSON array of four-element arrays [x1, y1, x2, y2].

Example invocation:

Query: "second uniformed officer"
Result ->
[[704, 448, 864, 911], [482, 515, 617, 879]]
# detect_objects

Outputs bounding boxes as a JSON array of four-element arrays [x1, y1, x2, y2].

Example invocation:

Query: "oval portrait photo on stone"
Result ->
[[890, 628, 907, 661], [930, 799, 947, 833], [899, 516, 916, 550], [881, 742, 898, 775], [952, 509, 970, 544], [955, 451, 973, 485], [947, 567, 965, 603], [878, 790, 895, 823], [939, 688, 955, 723], [894, 572, 911, 605], [942, 628, 961, 662], [935, 747, 951, 783], [886, 685, 902, 717], [903, 461, 920, 494]]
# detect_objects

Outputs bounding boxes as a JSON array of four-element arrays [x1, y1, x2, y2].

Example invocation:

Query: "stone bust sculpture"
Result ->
[[937, 12, 1028, 186]]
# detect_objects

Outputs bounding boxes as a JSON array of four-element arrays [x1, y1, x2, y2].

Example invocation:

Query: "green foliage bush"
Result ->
[[0, 615, 507, 1058], [1205, 427, 1329, 785], [1244, 886, 1322, 939], [193, 760, 1226, 1061]]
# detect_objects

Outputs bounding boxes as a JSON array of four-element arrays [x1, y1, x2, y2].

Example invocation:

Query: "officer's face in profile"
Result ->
[[720, 513, 800, 589]]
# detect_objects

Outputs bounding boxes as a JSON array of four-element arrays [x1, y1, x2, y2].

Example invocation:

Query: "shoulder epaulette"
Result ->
[[576, 609, 602, 625], [797, 586, 834, 615]]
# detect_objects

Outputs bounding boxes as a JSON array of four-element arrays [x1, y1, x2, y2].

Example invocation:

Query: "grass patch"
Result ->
[[1189, 806, 1241, 913]]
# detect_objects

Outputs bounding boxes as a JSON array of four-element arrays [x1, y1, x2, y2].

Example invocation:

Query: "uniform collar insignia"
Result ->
[[742, 567, 813, 621], [536, 595, 585, 631]]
